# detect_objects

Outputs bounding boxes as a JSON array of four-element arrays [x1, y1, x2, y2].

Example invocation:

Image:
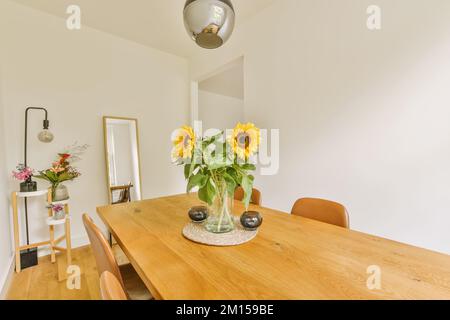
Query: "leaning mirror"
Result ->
[[103, 116, 142, 204]]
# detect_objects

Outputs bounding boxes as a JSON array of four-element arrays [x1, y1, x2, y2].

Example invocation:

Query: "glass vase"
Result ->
[[52, 184, 69, 202], [204, 180, 235, 234]]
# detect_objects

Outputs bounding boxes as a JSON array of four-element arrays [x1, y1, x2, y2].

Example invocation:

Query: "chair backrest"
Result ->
[[234, 187, 262, 206], [110, 183, 133, 204], [291, 198, 349, 228], [117, 188, 130, 203], [82, 214, 126, 289], [100, 271, 128, 300]]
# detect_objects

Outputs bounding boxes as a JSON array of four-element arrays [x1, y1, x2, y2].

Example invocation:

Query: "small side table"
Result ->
[[11, 189, 72, 273]]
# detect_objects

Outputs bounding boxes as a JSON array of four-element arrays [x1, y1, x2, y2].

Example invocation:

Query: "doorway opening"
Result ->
[[192, 57, 244, 136]]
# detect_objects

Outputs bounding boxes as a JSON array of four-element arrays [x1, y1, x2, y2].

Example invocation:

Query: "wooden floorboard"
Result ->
[[5, 245, 128, 300]]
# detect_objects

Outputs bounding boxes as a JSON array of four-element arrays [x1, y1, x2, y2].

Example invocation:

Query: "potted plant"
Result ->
[[48, 203, 66, 220], [12, 164, 36, 192], [35, 143, 88, 201], [172, 123, 260, 234]]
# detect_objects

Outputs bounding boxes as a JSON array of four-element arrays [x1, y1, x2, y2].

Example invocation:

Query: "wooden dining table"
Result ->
[[96, 193, 450, 300]]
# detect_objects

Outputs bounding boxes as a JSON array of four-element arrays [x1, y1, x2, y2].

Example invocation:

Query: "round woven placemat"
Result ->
[[183, 219, 258, 247]]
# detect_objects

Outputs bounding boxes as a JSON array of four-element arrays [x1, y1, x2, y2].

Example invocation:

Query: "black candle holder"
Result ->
[[240, 211, 263, 231], [188, 206, 209, 223], [19, 179, 37, 193]]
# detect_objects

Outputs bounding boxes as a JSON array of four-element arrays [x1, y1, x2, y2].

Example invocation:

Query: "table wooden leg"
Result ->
[[12, 192, 21, 273]]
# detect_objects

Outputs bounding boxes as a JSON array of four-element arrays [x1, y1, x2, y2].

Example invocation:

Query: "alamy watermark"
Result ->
[[366, 265, 382, 290], [66, 265, 81, 290], [367, 5, 382, 30], [66, 5, 81, 30], [172, 121, 280, 176]]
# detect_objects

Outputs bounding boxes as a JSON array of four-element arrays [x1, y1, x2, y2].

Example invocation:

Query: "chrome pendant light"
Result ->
[[183, 0, 235, 49]]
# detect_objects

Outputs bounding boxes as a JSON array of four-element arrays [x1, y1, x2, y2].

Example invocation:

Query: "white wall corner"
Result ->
[[0, 256, 15, 300], [190, 81, 199, 125]]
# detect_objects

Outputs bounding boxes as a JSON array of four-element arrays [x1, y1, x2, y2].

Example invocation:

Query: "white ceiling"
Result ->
[[12, 0, 275, 58], [199, 58, 243, 99]]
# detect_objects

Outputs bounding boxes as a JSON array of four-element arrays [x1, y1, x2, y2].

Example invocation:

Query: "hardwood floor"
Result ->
[[5, 245, 128, 300]]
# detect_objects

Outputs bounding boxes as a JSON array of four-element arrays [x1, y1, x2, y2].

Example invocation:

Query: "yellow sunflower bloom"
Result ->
[[172, 126, 196, 161], [230, 123, 261, 159]]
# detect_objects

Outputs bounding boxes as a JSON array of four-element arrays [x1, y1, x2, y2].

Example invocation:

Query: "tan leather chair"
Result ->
[[291, 198, 349, 229], [234, 187, 262, 206], [82, 214, 152, 300], [100, 271, 128, 300]]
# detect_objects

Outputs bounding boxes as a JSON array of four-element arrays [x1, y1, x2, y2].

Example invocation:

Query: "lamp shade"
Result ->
[[183, 0, 235, 49]]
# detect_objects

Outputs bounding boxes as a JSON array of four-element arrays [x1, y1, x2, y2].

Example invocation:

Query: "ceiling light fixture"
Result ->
[[183, 0, 235, 49]]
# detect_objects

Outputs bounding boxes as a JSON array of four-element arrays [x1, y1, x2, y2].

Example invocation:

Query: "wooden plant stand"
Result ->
[[11, 189, 72, 276]]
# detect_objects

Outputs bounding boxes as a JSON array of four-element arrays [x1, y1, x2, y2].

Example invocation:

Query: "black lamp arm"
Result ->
[[23, 107, 50, 247], [24, 107, 50, 167]]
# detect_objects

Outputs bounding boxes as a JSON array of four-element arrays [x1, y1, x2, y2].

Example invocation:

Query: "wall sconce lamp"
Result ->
[[22, 107, 54, 191]]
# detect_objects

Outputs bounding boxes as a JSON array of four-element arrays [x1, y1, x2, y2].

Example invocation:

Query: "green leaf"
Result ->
[[190, 151, 202, 177], [184, 164, 191, 179], [227, 167, 242, 185], [34, 176, 50, 184], [187, 173, 208, 193], [223, 173, 237, 196], [198, 178, 216, 206], [241, 174, 254, 210], [198, 184, 208, 204], [202, 132, 223, 148], [203, 147, 228, 170], [241, 164, 256, 171]]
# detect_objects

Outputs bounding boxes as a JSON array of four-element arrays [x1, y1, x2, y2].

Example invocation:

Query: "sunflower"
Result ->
[[230, 123, 261, 160], [171, 126, 196, 161]]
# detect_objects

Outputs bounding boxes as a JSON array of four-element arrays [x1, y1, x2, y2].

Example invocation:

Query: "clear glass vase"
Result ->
[[204, 180, 235, 234], [52, 184, 69, 202]]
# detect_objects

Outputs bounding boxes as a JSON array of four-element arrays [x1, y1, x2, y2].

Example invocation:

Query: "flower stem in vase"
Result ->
[[205, 179, 235, 234]]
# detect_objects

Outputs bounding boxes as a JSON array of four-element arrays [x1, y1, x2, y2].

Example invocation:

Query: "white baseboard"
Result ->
[[0, 256, 15, 300]]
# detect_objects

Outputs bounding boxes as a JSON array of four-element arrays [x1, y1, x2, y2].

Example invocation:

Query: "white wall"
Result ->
[[199, 58, 244, 100], [190, 0, 450, 254], [199, 90, 244, 131], [0, 1, 189, 253], [0, 48, 14, 295]]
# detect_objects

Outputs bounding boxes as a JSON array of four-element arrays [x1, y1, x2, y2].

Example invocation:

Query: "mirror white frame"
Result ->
[[103, 116, 142, 204]]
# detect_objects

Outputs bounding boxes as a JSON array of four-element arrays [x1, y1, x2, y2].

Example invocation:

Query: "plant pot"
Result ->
[[53, 209, 66, 220], [204, 180, 235, 234], [53, 185, 69, 202], [20, 180, 37, 193]]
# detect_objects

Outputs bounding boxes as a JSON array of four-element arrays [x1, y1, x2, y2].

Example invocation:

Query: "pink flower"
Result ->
[[52, 204, 64, 212], [50, 166, 65, 174], [12, 165, 33, 181]]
